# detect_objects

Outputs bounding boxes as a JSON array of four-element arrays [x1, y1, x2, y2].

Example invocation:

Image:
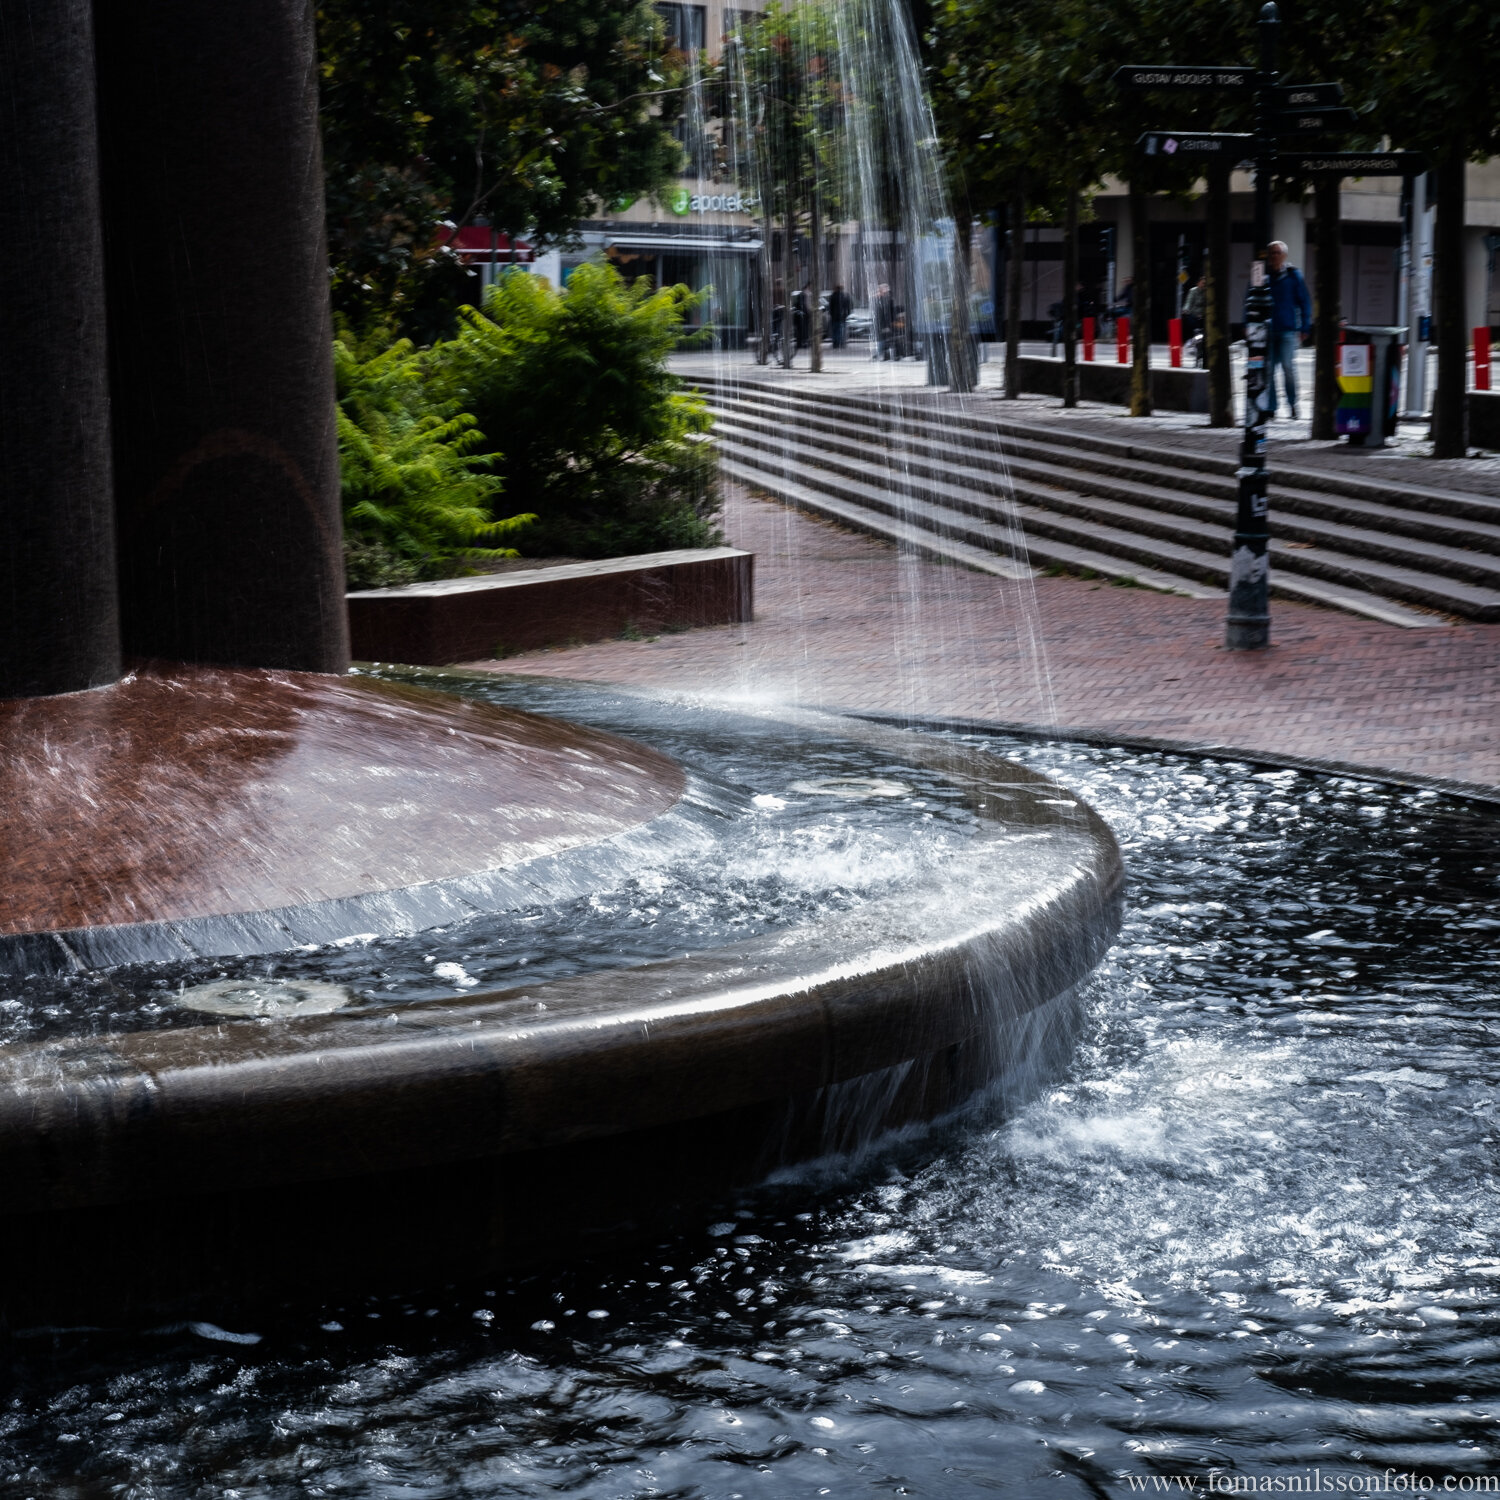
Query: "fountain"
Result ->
[[2, 7, 1496, 1494], [0, 1, 1122, 1328]]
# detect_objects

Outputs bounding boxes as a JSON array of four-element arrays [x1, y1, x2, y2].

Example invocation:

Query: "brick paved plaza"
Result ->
[[465, 483, 1500, 795]]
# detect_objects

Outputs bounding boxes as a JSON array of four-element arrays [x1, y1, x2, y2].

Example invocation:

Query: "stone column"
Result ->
[[0, 2, 120, 699], [95, 0, 349, 673]]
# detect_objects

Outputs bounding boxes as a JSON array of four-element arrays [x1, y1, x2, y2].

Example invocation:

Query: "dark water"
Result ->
[[2, 703, 1498, 1496]]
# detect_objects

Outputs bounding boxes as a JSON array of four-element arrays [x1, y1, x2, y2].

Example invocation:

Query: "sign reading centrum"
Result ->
[[1139, 131, 1253, 157]]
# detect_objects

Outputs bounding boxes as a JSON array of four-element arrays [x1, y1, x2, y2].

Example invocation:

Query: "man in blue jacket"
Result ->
[[1258, 240, 1314, 418]]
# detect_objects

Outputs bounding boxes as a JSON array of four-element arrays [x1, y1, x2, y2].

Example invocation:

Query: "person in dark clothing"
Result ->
[[791, 285, 810, 350], [828, 283, 853, 349], [1181, 275, 1205, 340], [1244, 241, 1313, 417], [874, 282, 896, 361]]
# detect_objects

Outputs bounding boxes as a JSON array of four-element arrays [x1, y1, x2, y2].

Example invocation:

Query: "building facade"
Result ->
[[994, 163, 1500, 343]]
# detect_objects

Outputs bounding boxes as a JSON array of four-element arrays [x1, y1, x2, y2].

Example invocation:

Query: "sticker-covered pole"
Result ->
[[1226, 1, 1279, 651]]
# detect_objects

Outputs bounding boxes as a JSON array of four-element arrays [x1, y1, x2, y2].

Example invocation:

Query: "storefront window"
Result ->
[[657, 3, 706, 54]]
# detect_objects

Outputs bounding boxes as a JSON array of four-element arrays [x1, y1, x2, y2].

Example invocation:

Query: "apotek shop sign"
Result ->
[[670, 187, 758, 216]]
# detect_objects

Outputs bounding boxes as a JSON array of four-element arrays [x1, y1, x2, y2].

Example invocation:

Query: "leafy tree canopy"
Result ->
[[431, 264, 721, 556], [317, 0, 685, 335]]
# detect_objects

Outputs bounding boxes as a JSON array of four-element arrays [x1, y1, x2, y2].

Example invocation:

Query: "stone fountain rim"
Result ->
[[0, 698, 1125, 1217]]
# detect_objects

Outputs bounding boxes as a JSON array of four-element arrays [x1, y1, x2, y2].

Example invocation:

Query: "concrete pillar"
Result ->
[[0, 2, 120, 698], [95, 0, 349, 674], [1115, 196, 1135, 285], [1466, 227, 1490, 336], [1273, 200, 1307, 274]]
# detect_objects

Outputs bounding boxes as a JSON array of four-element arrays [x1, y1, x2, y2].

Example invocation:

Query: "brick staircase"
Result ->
[[694, 373, 1500, 628]]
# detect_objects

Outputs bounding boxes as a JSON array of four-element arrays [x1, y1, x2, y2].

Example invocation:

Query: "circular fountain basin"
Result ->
[[0, 679, 1122, 1323], [0, 666, 684, 974]]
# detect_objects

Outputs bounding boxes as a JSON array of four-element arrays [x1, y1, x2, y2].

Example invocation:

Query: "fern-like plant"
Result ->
[[335, 334, 534, 588], [430, 263, 722, 557]]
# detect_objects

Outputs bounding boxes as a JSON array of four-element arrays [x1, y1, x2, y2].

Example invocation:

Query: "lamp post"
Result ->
[[1118, 12, 1424, 650], [1225, 2, 1279, 651]]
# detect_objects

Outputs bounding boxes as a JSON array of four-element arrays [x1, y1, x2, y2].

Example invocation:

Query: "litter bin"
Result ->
[[1337, 325, 1406, 447]]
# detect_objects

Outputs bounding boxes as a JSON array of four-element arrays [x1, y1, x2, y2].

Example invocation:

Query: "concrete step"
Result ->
[[695, 374, 1500, 527], [716, 442, 1446, 629], [709, 387, 1500, 555], [716, 455, 1220, 601], [702, 381, 1497, 623], [712, 405, 1500, 596]]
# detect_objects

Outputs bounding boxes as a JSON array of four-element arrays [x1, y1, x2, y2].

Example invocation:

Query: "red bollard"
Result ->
[[1477, 327, 1492, 392], [1082, 316, 1096, 362], [1117, 315, 1130, 364], [1168, 317, 1183, 368]]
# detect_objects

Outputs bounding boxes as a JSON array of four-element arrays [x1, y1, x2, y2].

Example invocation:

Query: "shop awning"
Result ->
[[450, 226, 534, 262], [605, 235, 762, 254]]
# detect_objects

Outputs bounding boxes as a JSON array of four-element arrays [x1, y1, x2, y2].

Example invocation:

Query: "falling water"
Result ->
[[685, 0, 1055, 727]]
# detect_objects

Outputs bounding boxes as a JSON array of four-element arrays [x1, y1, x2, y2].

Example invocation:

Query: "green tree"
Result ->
[[335, 334, 533, 588], [317, 0, 685, 337], [722, 2, 851, 371], [1357, 0, 1500, 456], [433, 263, 722, 555]]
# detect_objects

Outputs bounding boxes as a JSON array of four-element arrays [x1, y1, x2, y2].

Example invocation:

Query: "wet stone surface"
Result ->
[[1, 720, 1497, 1494], [0, 679, 994, 1045]]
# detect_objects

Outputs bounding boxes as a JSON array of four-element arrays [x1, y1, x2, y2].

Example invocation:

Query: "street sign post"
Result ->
[[1114, 2, 1380, 652], [1112, 65, 1253, 90], [1275, 106, 1360, 134], [1272, 82, 1344, 108], [1278, 151, 1427, 175], [1139, 131, 1253, 158]]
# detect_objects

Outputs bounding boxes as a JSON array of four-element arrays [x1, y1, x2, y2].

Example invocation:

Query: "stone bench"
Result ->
[[348, 546, 753, 665]]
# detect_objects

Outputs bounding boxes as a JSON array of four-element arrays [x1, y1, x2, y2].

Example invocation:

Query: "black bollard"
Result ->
[[0, 2, 120, 699], [95, 0, 349, 674]]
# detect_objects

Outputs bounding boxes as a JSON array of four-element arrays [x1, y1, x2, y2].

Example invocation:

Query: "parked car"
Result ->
[[846, 306, 874, 340]]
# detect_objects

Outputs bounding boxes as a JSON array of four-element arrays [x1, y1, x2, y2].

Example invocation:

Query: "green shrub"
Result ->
[[335, 334, 534, 589], [433, 263, 722, 557]]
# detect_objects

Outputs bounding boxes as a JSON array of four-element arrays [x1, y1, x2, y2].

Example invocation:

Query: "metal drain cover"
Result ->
[[174, 978, 353, 1018], [787, 776, 912, 799]]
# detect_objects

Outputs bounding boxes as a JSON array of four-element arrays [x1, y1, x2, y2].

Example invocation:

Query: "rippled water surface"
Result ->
[[3, 690, 1498, 1496]]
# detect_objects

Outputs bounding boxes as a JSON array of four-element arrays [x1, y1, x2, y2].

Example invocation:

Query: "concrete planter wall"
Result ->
[[349, 547, 753, 665], [1017, 354, 1210, 414]]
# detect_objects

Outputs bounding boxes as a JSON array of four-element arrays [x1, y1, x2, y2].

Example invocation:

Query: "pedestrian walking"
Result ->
[[828, 283, 853, 349], [771, 278, 788, 360], [874, 282, 896, 361], [1181, 275, 1205, 340], [792, 285, 810, 351], [1250, 241, 1313, 418]]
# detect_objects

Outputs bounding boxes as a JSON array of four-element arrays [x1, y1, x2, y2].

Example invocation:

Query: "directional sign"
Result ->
[[1140, 131, 1253, 158], [1113, 65, 1254, 90], [1273, 82, 1344, 108], [1278, 151, 1427, 176], [1275, 106, 1360, 134]]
